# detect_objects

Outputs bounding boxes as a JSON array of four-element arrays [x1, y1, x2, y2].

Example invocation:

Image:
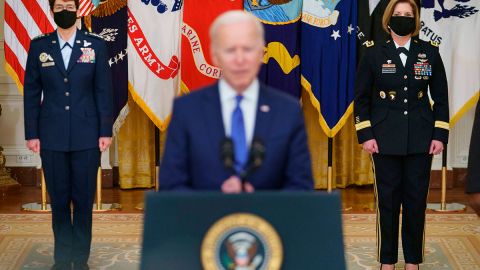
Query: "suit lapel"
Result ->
[[48, 31, 67, 76], [67, 30, 83, 74], [202, 83, 226, 145], [253, 84, 274, 141]]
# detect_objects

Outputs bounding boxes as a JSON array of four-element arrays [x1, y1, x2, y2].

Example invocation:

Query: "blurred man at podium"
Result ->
[[160, 11, 313, 193]]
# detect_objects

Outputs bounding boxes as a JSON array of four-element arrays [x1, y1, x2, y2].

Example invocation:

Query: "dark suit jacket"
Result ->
[[354, 38, 449, 155], [160, 82, 313, 190], [24, 30, 113, 152], [467, 100, 480, 193]]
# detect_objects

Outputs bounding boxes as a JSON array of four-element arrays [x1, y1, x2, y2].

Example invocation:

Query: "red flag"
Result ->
[[181, 0, 243, 93]]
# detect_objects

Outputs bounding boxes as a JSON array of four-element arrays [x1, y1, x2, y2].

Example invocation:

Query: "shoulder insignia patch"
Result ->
[[430, 41, 439, 47]]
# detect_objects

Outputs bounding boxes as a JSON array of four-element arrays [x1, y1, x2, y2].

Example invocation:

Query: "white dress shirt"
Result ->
[[394, 38, 411, 67], [57, 31, 76, 69], [219, 79, 259, 147]]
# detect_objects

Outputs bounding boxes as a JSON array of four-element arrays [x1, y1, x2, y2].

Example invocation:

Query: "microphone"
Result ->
[[220, 137, 265, 192], [220, 137, 235, 172], [239, 137, 265, 181]]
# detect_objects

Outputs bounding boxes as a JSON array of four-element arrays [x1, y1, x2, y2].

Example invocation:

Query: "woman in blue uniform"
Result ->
[[354, 0, 449, 269]]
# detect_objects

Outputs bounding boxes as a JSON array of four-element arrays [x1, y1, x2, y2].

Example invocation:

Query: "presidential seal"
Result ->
[[201, 213, 283, 270]]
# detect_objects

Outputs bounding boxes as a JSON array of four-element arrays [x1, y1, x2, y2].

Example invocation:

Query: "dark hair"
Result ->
[[49, 0, 80, 11]]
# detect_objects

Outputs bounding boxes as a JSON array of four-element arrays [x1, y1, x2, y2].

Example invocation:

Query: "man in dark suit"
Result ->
[[23, 0, 113, 269], [160, 11, 313, 192]]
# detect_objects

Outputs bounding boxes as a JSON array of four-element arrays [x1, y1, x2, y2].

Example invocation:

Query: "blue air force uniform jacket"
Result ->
[[24, 30, 113, 152], [354, 38, 449, 155]]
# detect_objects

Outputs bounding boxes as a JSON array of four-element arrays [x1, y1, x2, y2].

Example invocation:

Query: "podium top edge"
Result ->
[[145, 190, 341, 198]]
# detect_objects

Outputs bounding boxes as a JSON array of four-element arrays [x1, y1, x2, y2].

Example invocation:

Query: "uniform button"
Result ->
[[64, 78, 68, 83], [404, 87, 408, 91], [404, 99, 408, 103], [404, 111, 408, 115], [404, 75, 408, 79], [65, 92, 70, 96], [65, 106, 70, 111]]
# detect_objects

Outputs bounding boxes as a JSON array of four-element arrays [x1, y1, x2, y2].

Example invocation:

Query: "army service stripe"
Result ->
[[435, 121, 450, 130], [355, 121, 371, 131]]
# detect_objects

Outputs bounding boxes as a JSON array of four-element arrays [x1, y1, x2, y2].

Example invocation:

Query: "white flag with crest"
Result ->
[[127, 0, 182, 131], [420, 0, 479, 125]]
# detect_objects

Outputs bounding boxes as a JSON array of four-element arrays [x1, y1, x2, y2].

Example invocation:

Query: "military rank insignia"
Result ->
[[78, 48, 96, 63]]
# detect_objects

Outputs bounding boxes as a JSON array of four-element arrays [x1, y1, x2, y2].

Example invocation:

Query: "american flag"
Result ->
[[3, 0, 98, 92], [3, 0, 55, 92], [79, 0, 100, 17]]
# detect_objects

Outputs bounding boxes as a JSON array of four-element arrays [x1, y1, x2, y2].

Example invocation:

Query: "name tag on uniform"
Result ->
[[42, 62, 55, 67], [78, 48, 95, 63], [382, 60, 396, 74]]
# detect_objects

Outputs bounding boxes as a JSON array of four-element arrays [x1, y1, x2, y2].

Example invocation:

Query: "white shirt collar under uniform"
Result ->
[[393, 38, 411, 67], [57, 31, 76, 69]]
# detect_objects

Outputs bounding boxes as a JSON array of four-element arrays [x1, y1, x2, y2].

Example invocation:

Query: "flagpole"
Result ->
[[327, 137, 333, 193], [22, 168, 51, 212], [427, 146, 466, 212], [328, 134, 352, 211]]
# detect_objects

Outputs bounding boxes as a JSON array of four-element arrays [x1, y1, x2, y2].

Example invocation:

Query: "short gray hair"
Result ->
[[209, 10, 265, 48]]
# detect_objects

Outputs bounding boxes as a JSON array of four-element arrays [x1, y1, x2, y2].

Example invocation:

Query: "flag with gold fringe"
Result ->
[[420, 0, 480, 125], [127, 0, 182, 131], [301, 0, 357, 137]]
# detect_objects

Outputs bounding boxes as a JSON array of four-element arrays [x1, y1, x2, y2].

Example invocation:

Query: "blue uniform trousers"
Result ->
[[40, 149, 100, 265]]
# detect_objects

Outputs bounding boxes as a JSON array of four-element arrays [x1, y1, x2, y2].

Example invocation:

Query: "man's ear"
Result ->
[[211, 47, 219, 67]]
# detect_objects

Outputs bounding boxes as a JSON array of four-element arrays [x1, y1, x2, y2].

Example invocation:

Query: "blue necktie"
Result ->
[[231, 95, 247, 174]]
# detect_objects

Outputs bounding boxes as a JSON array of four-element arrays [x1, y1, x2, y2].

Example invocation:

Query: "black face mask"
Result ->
[[54, 10, 77, 29], [389, 16, 416, 36]]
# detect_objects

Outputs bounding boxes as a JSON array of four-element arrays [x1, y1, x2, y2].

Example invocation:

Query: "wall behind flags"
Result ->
[[0, 0, 476, 172]]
